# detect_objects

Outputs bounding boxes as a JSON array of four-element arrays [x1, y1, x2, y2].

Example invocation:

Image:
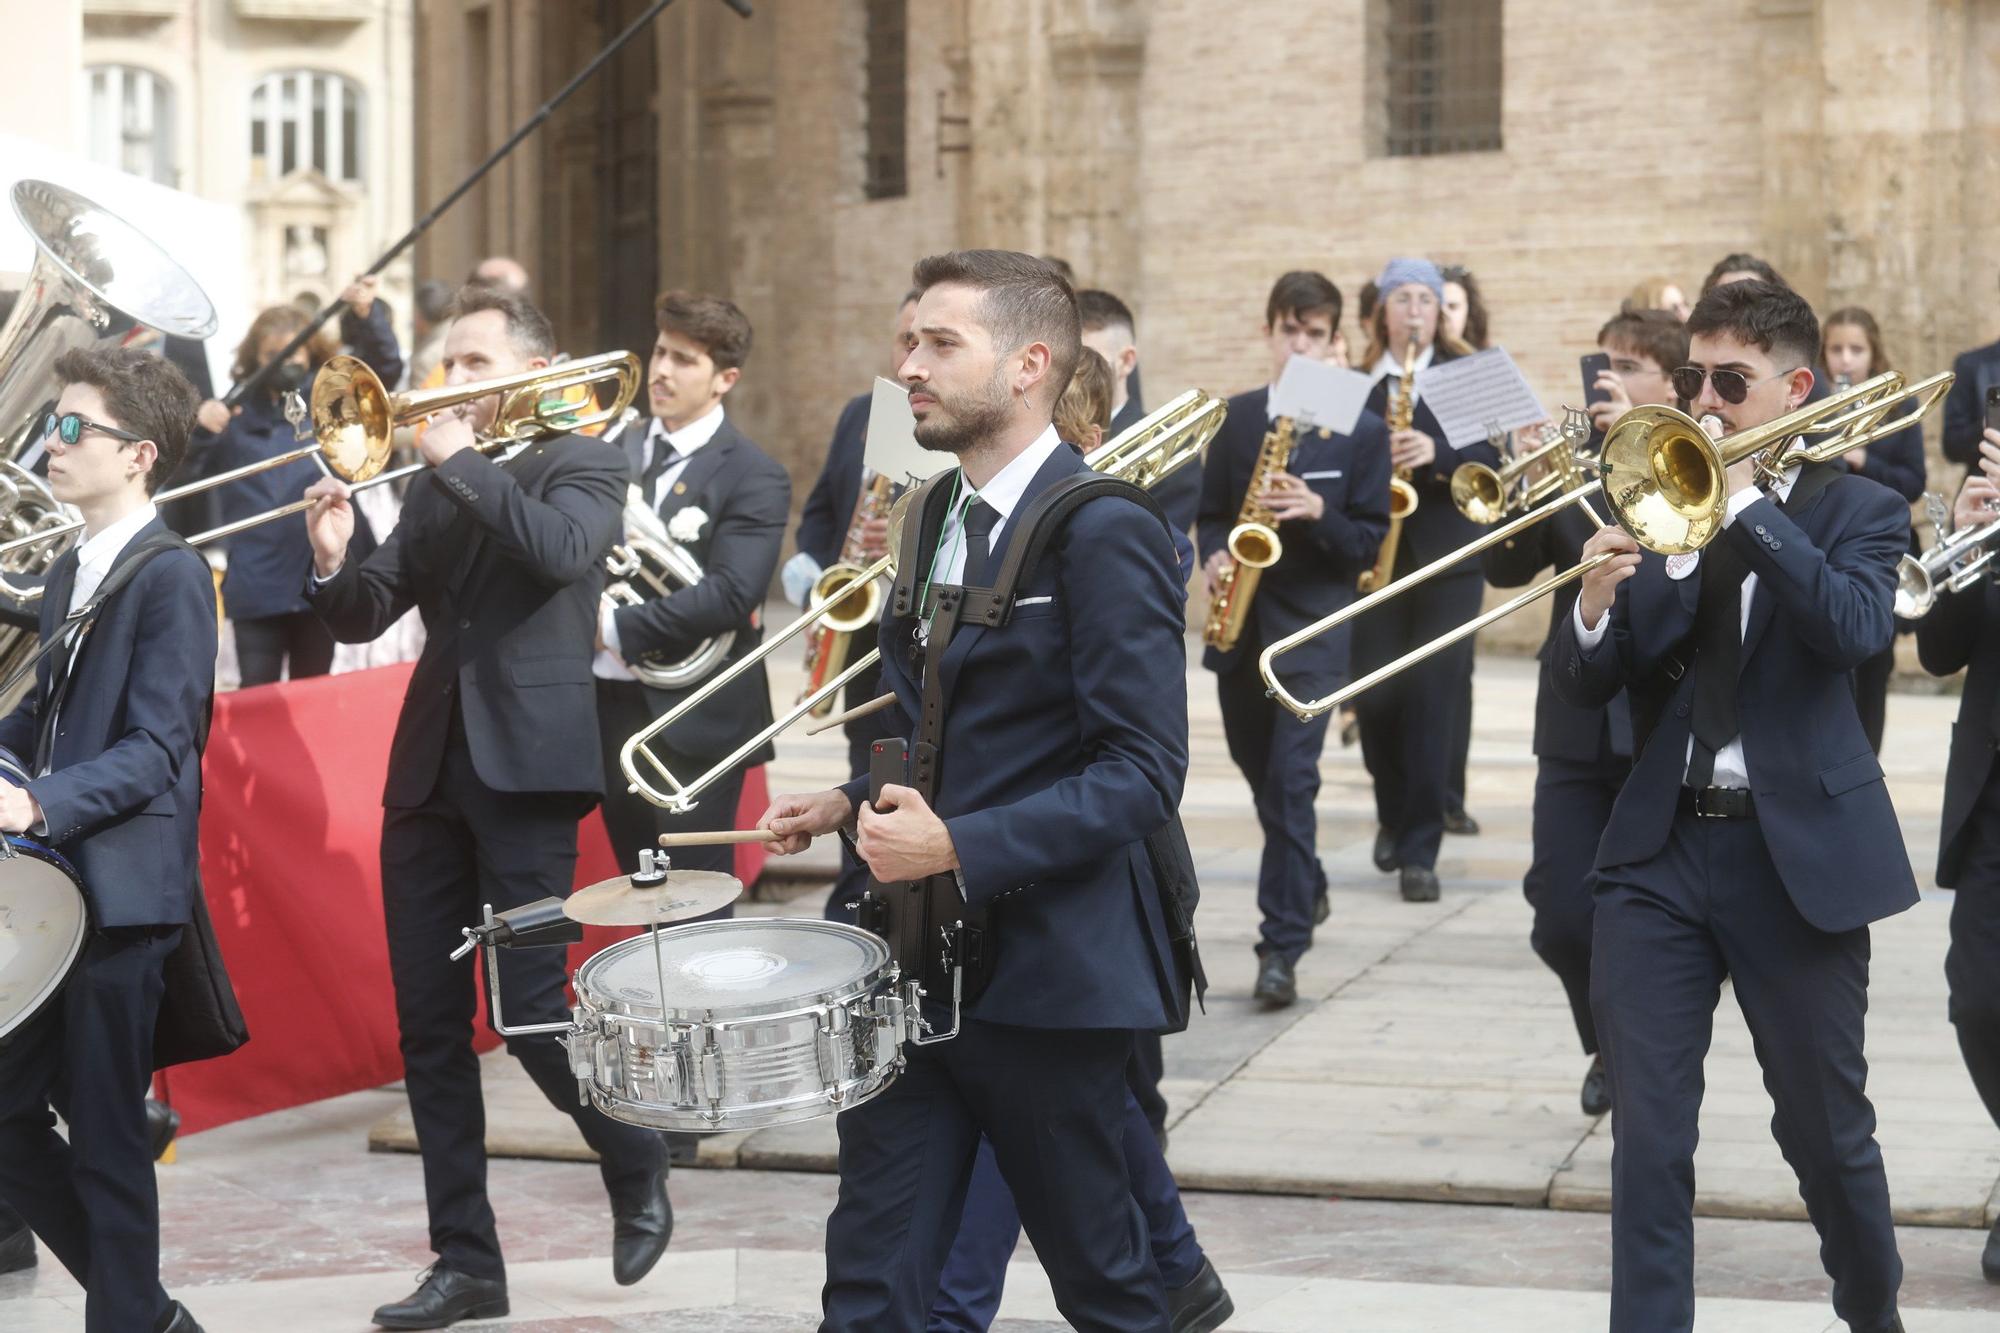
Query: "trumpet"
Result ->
[[620, 388, 1226, 812], [1895, 508, 2000, 618], [1260, 368, 1954, 720], [0, 351, 643, 582], [1450, 410, 1593, 524]]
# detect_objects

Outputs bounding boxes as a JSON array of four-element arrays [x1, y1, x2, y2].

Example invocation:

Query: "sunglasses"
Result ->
[[39, 411, 145, 448], [1668, 366, 1791, 406]]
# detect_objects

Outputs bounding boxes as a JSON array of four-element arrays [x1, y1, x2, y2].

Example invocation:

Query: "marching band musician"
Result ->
[[593, 291, 790, 915], [0, 347, 215, 1333], [1437, 262, 1492, 837], [1353, 258, 1498, 904], [1198, 270, 1391, 1008], [302, 285, 672, 1328], [1481, 308, 1685, 1117], [1914, 457, 2000, 1286], [1821, 306, 1929, 754], [761, 250, 1194, 1331], [785, 289, 920, 921], [1554, 280, 1913, 1333]]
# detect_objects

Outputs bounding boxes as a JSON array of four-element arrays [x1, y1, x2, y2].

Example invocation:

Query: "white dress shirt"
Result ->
[[596, 405, 727, 678], [928, 425, 1064, 589], [1572, 469, 1798, 789]]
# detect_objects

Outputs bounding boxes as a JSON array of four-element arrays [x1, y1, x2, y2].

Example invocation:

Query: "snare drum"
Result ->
[[569, 918, 909, 1132], [0, 835, 89, 1041]]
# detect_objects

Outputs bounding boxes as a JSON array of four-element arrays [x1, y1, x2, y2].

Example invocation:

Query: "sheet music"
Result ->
[[862, 376, 953, 485], [1414, 347, 1548, 449], [1266, 355, 1372, 435]]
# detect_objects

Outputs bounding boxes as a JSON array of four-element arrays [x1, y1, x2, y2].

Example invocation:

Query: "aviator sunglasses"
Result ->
[[1668, 365, 1790, 406]]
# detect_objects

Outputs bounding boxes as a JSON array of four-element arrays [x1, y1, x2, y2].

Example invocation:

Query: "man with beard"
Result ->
[[761, 249, 1191, 1332]]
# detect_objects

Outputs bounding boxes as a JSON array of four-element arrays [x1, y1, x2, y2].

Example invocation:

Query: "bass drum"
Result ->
[[0, 834, 88, 1041]]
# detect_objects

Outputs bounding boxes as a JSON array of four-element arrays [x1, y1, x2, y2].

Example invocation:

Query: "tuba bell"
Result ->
[[0, 180, 217, 709]]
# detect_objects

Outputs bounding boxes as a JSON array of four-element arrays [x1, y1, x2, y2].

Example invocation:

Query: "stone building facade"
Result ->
[[413, 0, 2000, 502]]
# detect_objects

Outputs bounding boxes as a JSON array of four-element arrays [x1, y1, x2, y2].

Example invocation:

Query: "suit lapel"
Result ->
[[936, 445, 1086, 707], [655, 422, 740, 526], [1741, 470, 1837, 669]]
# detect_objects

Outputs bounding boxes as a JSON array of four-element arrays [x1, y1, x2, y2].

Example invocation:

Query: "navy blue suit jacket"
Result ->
[[796, 392, 871, 568], [1548, 467, 1917, 932], [1917, 577, 2000, 887], [1196, 387, 1391, 682], [1942, 339, 2000, 467], [1481, 491, 1631, 764], [842, 444, 1189, 1031], [1362, 357, 1504, 576], [309, 435, 628, 805], [0, 518, 217, 927]]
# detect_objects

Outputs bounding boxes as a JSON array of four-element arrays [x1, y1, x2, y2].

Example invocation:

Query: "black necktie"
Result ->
[[959, 498, 999, 587], [641, 436, 677, 501], [1686, 536, 1747, 787]]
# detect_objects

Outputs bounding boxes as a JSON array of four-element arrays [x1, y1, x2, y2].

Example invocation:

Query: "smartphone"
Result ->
[[1984, 384, 2000, 433], [1580, 352, 1613, 408]]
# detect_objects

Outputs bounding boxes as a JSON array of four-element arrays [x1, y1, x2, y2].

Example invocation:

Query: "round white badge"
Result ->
[[1664, 552, 1700, 581]]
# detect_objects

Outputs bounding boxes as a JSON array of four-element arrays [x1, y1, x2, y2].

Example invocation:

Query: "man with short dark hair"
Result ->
[[304, 285, 671, 1328], [593, 291, 789, 926], [0, 346, 216, 1333], [1554, 279, 1912, 1332], [762, 249, 1192, 1331], [1700, 251, 1788, 295], [1200, 269, 1391, 1007]]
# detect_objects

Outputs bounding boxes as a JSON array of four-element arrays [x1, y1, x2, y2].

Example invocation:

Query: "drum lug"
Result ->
[[815, 1004, 852, 1099], [698, 1023, 724, 1118]]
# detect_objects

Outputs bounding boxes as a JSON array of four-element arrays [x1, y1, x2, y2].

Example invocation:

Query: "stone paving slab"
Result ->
[[369, 636, 2000, 1229]]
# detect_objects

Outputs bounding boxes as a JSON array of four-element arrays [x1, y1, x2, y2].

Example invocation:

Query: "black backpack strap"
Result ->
[[889, 473, 963, 619], [956, 474, 1171, 627]]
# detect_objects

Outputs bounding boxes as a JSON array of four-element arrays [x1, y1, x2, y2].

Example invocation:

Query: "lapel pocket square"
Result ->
[[1297, 470, 1343, 481], [1014, 595, 1054, 608]]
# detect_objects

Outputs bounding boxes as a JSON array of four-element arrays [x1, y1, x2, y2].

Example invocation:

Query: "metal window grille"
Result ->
[[1378, 0, 1502, 158], [863, 0, 908, 200], [85, 65, 176, 186], [249, 70, 366, 183]]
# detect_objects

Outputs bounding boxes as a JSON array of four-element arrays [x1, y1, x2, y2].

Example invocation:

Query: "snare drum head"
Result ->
[[0, 839, 89, 1040], [577, 918, 890, 1022]]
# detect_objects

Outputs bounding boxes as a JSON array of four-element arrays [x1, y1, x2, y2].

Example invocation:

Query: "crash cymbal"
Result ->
[[563, 869, 742, 926]]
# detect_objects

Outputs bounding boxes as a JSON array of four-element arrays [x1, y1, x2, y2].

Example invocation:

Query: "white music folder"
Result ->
[[862, 377, 955, 486], [1266, 355, 1373, 435]]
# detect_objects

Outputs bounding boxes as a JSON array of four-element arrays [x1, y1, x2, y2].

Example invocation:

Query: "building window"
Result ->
[[86, 65, 176, 186], [250, 70, 365, 183], [1373, 0, 1502, 158], [862, 0, 907, 200]]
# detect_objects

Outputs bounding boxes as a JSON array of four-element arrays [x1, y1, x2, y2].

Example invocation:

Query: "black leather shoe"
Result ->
[[0, 1219, 34, 1275], [1312, 891, 1330, 927], [1580, 1054, 1611, 1116], [156, 1300, 207, 1333], [1167, 1255, 1235, 1333], [1252, 954, 1297, 1009], [1443, 807, 1481, 836], [611, 1168, 673, 1286], [1371, 827, 1400, 873], [1983, 1215, 2000, 1283], [371, 1266, 509, 1329], [147, 1098, 180, 1163], [1399, 866, 1440, 903]]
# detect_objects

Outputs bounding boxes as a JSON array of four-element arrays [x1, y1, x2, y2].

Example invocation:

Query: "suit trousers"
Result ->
[[1945, 765, 2000, 1128], [381, 733, 666, 1282], [820, 1020, 1167, 1333], [595, 679, 740, 920], [1591, 811, 1901, 1333], [1352, 572, 1483, 870], [927, 1085, 1202, 1333], [0, 925, 180, 1333], [1216, 658, 1332, 964], [232, 610, 335, 688], [1524, 749, 1627, 1056]]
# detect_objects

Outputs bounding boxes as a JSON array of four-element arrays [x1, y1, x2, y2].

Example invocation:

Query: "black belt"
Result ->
[[1680, 785, 1756, 819]]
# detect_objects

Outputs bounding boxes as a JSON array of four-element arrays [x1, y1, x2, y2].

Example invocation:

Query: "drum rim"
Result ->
[[575, 917, 892, 1024], [0, 836, 91, 1042]]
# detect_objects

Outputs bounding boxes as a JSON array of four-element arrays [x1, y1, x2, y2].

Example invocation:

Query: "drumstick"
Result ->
[[656, 829, 782, 848], [805, 691, 897, 736]]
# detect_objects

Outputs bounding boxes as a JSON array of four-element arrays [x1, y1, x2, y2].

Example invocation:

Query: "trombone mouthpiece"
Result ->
[[1698, 415, 1725, 441]]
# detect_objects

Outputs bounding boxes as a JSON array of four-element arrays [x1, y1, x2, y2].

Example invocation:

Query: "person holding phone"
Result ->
[[1940, 271, 2000, 469], [1822, 308, 1927, 755]]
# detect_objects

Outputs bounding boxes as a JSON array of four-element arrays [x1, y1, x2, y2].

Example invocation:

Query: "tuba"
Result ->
[[1202, 416, 1295, 652], [0, 181, 217, 708], [598, 412, 735, 690]]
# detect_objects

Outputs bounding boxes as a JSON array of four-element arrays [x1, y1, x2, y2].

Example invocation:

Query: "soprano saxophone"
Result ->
[[1359, 339, 1423, 592]]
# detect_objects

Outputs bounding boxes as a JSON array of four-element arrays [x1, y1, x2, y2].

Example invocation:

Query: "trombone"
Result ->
[[619, 388, 1227, 812], [1449, 410, 1592, 525], [1259, 368, 1954, 721], [0, 351, 641, 590]]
